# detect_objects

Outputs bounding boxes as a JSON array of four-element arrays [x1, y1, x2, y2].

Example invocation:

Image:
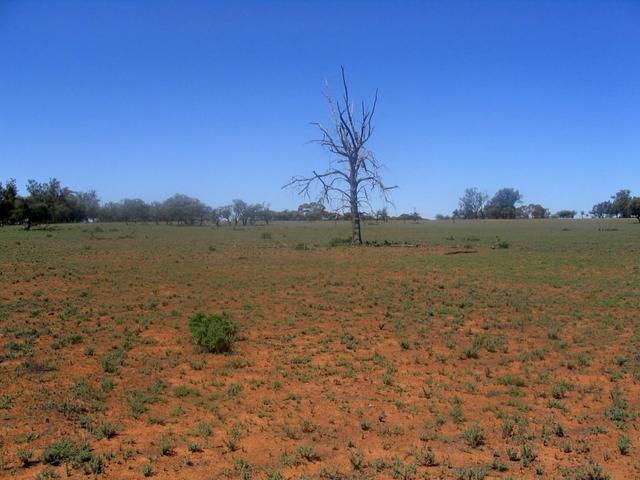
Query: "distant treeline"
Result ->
[[0, 178, 418, 229], [1, 179, 638, 229], [440, 187, 640, 221]]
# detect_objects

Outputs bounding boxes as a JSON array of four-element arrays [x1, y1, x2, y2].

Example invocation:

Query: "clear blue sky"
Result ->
[[1, 1, 638, 217]]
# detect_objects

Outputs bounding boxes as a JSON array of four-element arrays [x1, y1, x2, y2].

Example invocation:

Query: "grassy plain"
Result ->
[[0, 219, 638, 479]]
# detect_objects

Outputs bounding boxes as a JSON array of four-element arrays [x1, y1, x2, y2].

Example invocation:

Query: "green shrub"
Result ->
[[455, 467, 487, 480], [329, 237, 351, 247], [98, 421, 118, 439], [42, 440, 77, 465], [605, 385, 629, 428], [159, 437, 174, 456], [462, 423, 485, 448], [617, 435, 630, 455], [188, 312, 237, 353], [16, 448, 32, 467], [35, 468, 60, 480], [90, 455, 104, 474]]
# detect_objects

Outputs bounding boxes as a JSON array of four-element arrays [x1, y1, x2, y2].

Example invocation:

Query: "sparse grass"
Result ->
[[1, 219, 638, 477]]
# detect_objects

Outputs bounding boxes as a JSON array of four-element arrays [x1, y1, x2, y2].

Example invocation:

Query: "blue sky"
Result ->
[[1, 0, 638, 217]]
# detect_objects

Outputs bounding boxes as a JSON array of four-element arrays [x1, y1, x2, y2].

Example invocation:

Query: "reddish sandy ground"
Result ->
[[0, 221, 638, 479]]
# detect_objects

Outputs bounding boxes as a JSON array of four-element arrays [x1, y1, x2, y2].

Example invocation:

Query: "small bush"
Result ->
[[462, 423, 485, 448], [142, 463, 153, 477], [17, 448, 32, 467], [414, 446, 436, 466], [98, 421, 118, 439], [455, 467, 487, 480], [491, 236, 510, 249], [188, 312, 237, 353], [35, 468, 60, 480], [42, 440, 77, 465], [159, 437, 174, 456], [298, 445, 320, 462], [605, 385, 628, 428], [90, 456, 104, 474], [617, 435, 630, 455], [329, 237, 351, 247], [560, 462, 609, 480]]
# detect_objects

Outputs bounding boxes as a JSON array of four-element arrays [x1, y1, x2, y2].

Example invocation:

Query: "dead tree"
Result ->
[[284, 67, 395, 244]]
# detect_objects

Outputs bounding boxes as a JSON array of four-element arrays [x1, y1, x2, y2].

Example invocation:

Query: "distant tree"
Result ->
[[375, 207, 389, 222], [162, 194, 207, 224], [610, 189, 632, 218], [556, 210, 577, 219], [398, 210, 421, 222], [0, 179, 18, 225], [528, 204, 549, 219], [284, 67, 395, 244], [26, 179, 64, 223], [75, 190, 100, 220], [258, 203, 272, 225], [218, 205, 232, 224], [149, 201, 163, 224], [590, 201, 612, 218], [297, 202, 326, 220], [457, 187, 488, 219], [629, 197, 640, 223], [484, 188, 522, 219], [515, 205, 527, 218], [121, 198, 150, 223], [211, 207, 222, 226], [232, 199, 249, 226], [245, 203, 262, 225]]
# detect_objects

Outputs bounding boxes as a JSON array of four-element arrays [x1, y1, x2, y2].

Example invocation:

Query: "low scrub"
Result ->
[[189, 312, 238, 353]]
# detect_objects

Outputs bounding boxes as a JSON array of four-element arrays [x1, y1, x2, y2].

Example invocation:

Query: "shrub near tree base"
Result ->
[[188, 312, 237, 353]]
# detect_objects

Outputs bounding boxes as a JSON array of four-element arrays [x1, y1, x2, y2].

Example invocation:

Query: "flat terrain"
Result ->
[[0, 220, 638, 480]]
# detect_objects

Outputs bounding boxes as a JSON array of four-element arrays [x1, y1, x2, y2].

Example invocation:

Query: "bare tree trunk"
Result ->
[[351, 207, 362, 244], [350, 169, 362, 244]]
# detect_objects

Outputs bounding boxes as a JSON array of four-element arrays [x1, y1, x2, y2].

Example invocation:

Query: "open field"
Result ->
[[0, 219, 639, 479]]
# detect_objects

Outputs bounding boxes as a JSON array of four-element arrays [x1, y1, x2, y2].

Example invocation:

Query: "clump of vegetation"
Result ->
[[42, 440, 93, 467], [605, 385, 629, 428], [16, 448, 32, 467], [414, 446, 436, 466], [188, 312, 237, 353], [42, 440, 79, 465], [224, 425, 241, 452], [159, 437, 174, 456], [329, 237, 352, 247], [391, 456, 417, 480], [560, 462, 609, 480], [35, 468, 61, 480], [462, 423, 485, 448], [298, 445, 320, 462], [455, 466, 487, 480], [617, 435, 630, 455]]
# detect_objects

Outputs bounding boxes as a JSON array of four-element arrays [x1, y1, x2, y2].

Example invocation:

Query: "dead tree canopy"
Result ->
[[284, 67, 396, 244]]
